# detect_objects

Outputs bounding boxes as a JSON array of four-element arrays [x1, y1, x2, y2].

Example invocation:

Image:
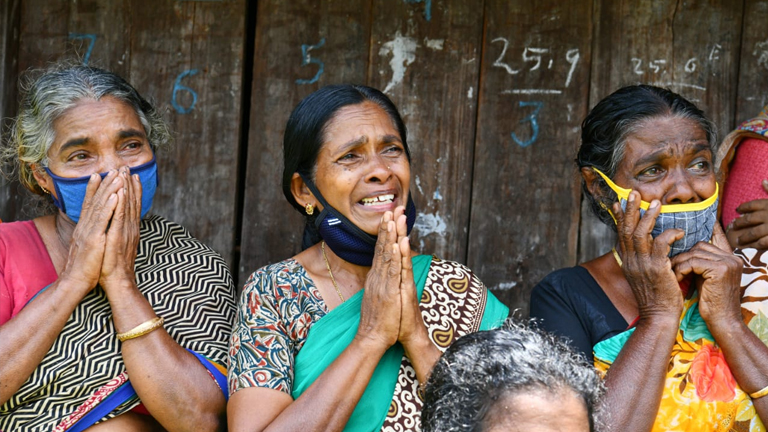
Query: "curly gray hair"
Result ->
[[1, 64, 171, 195], [421, 320, 605, 432]]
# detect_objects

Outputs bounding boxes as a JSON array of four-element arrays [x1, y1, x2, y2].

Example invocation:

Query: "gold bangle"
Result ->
[[117, 317, 164, 342], [751, 385, 768, 400]]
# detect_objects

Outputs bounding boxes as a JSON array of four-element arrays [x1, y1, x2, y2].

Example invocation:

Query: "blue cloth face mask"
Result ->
[[301, 174, 416, 267], [594, 168, 719, 257], [44, 157, 158, 223]]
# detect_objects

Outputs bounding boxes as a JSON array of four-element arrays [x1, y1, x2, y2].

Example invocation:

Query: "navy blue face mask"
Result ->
[[301, 175, 416, 267], [44, 156, 158, 223]]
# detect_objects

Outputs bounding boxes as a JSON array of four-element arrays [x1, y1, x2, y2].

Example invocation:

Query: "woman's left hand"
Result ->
[[726, 180, 768, 249], [99, 167, 142, 291], [393, 206, 427, 348], [671, 223, 744, 327]]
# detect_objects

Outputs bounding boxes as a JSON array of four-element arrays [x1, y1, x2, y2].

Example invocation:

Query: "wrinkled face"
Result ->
[[482, 389, 591, 432], [611, 116, 716, 204], [313, 101, 410, 235], [34, 96, 153, 195]]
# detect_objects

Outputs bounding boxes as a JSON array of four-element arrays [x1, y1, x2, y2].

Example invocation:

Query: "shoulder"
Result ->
[[533, 266, 594, 296], [139, 215, 227, 264], [0, 220, 37, 240], [241, 258, 312, 301]]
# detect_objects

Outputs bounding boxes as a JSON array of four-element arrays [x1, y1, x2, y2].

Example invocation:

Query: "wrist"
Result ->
[[706, 314, 746, 340], [352, 333, 391, 357]]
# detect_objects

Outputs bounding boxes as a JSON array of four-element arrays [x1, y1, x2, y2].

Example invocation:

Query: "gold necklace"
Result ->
[[611, 247, 623, 267], [321, 241, 346, 303]]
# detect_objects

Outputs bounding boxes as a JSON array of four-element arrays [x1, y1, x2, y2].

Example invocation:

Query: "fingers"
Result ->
[[374, 211, 394, 264], [711, 222, 733, 253], [395, 207, 408, 243], [652, 228, 684, 262], [632, 198, 661, 255]]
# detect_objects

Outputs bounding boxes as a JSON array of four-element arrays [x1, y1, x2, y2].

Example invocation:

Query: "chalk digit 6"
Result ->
[[296, 38, 326, 85], [68, 33, 97, 65], [511, 101, 543, 148], [172, 70, 199, 114]]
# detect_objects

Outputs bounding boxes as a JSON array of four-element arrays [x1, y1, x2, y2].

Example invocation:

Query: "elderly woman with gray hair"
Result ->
[[421, 321, 604, 432], [0, 65, 234, 431]]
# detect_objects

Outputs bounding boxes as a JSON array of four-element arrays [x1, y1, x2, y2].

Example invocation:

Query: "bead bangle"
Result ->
[[117, 317, 164, 342]]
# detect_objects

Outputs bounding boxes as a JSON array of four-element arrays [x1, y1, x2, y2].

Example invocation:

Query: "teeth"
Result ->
[[361, 194, 395, 205]]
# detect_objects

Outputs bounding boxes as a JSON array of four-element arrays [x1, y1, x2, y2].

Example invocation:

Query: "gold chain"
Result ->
[[321, 241, 346, 303]]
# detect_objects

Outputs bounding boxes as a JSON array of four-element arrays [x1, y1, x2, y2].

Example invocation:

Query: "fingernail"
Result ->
[[628, 191, 635, 202], [650, 200, 659, 209], [91, 173, 98, 179], [133, 174, 139, 181]]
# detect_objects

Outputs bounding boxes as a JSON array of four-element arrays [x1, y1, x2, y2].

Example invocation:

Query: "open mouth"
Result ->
[[360, 194, 396, 206]]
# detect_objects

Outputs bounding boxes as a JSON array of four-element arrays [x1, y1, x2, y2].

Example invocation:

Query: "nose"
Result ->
[[96, 153, 125, 174], [364, 154, 393, 184], [664, 170, 698, 204]]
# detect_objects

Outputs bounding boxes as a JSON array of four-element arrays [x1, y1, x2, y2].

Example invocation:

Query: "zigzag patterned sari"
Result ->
[[0, 215, 235, 431]]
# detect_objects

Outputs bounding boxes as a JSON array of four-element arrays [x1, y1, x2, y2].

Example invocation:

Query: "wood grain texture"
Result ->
[[11, 0, 245, 267], [0, 0, 20, 222], [238, 0, 371, 282], [735, 0, 768, 123], [366, 0, 484, 263], [578, 0, 744, 264], [468, 0, 592, 314], [128, 0, 246, 266]]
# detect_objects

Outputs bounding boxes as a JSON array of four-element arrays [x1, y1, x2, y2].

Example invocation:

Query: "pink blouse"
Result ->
[[0, 220, 58, 325]]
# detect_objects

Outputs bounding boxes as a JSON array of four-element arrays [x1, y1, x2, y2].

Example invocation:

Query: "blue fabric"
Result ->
[[187, 350, 230, 401], [301, 174, 416, 267], [67, 381, 137, 432], [44, 157, 157, 223]]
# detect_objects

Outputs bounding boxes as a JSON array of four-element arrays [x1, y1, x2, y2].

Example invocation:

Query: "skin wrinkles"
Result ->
[[311, 101, 411, 236], [483, 390, 590, 432], [610, 116, 716, 205], [40, 96, 153, 181]]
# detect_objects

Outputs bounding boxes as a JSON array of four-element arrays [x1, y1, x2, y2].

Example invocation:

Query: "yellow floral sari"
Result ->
[[594, 248, 768, 432]]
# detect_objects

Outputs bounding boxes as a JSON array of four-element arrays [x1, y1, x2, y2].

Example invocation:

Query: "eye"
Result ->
[[67, 152, 90, 162], [690, 160, 710, 172], [638, 166, 662, 178], [384, 145, 403, 155], [338, 153, 358, 162]]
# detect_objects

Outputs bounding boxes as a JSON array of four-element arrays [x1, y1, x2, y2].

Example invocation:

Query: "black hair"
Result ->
[[577, 84, 717, 228], [281, 84, 410, 247]]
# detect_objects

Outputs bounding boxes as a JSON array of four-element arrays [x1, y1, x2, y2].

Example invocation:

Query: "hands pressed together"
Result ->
[[614, 190, 744, 331], [356, 205, 431, 359], [61, 166, 143, 296]]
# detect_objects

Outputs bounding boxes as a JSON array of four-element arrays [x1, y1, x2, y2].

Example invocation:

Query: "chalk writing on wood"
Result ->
[[510, 101, 543, 147], [296, 38, 326, 85], [492, 37, 580, 93], [68, 33, 97, 65], [403, 0, 432, 22], [172, 69, 199, 114]]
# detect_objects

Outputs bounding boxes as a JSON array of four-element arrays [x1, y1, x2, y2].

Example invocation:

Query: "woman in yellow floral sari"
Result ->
[[530, 86, 768, 431]]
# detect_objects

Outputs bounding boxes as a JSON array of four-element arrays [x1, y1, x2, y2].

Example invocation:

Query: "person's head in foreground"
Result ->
[[421, 321, 604, 432]]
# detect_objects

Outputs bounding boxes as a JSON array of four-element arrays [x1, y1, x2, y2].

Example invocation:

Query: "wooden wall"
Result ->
[[2, 0, 766, 315]]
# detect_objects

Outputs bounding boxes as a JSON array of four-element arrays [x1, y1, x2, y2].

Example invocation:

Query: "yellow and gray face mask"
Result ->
[[593, 168, 719, 257]]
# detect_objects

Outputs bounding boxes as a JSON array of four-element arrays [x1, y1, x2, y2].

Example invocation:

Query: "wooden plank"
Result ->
[[0, 0, 21, 222], [735, 0, 768, 122], [13, 0, 245, 269], [468, 0, 593, 314], [365, 0, 484, 264], [579, 0, 744, 263], [128, 0, 246, 267], [238, 0, 372, 282]]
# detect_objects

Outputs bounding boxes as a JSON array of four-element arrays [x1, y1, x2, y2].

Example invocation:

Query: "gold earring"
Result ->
[[41, 186, 50, 195], [305, 203, 314, 215]]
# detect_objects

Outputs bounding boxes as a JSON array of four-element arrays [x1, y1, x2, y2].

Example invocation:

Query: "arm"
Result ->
[[100, 169, 224, 432], [599, 193, 685, 432], [228, 211, 404, 432], [674, 223, 768, 422], [0, 172, 122, 405]]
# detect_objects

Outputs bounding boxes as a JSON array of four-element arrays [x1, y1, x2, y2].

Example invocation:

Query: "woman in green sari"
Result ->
[[227, 85, 508, 431]]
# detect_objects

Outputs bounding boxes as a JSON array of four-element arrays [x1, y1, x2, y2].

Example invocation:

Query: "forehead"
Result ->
[[622, 116, 710, 162], [50, 96, 144, 148], [323, 101, 400, 140]]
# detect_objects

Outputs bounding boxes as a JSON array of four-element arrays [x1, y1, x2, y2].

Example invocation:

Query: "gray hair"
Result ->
[[421, 320, 605, 432], [1, 64, 171, 195], [576, 85, 717, 229]]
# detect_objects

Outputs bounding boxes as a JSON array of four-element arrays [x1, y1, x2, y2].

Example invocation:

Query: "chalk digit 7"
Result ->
[[68, 33, 97, 65], [172, 70, 199, 114], [296, 38, 326, 85], [511, 101, 543, 148]]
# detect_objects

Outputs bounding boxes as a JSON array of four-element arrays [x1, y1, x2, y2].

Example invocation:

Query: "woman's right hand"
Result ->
[[59, 170, 123, 291], [355, 211, 402, 352], [614, 191, 685, 321]]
